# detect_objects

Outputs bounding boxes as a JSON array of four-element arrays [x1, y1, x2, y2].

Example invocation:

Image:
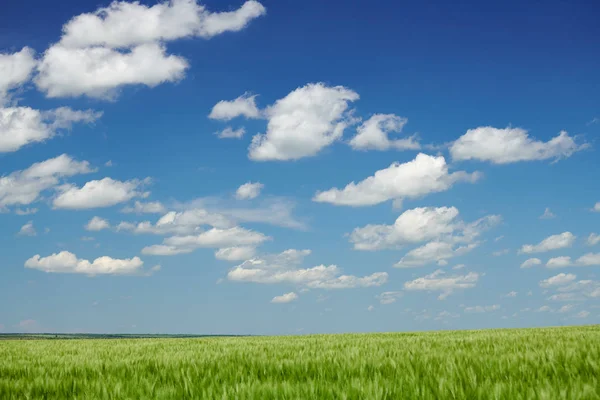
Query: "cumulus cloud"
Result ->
[[227, 249, 388, 289], [557, 304, 575, 313], [36, 43, 188, 99], [215, 246, 256, 261], [121, 201, 166, 214], [17, 221, 37, 236], [546, 253, 600, 268], [118, 208, 233, 236], [0, 154, 94, 209], [0, 47, 37, 103], [59, 0, 266, 48], [235, 182, 264, 200], [349, 114, 419, 151], [25, 251, 152, 275], [540, 273, 577, 288], [142, 226, 269, 255], [403, 269, 479, 299], [450, 126, 587, 164], [395, 241, 478, 268], [314, 153, 481, 207], [215, 126, 245, 139], [53, 177, 148, 209], [36, 1, 265, 99], [587, 233, 600, 246], [248, 83, 359, 161], [519, 232, 575, 254], [377, 291, 403, 305], [85, 216, 110, 231], [521, 258, 542, 268], [271, 292, 298, 304], [463, 304, 500, 313], [0, 106, 102, 153], [593, 202, 600, 213], [209, 93, 262, 120]]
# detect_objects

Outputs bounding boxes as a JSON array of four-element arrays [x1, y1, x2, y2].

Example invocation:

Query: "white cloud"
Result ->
[[377, 291, 403, 305], [119, 208, 233, 236], [521, 258, 542, 268], [215, 246, 256, 261], [248, 83, 359, 161], [519, 232, 576, 254], [492, 249, 510, 256], [450, 126, 586, 164], [504, 291, 517, 298], [539, 208, 555, 220], [367, 305, 375, 312], [349, 114, 419, 151], [121, 201, 166, 214], [235, 182, 264, 200], [403, 269, 479, 299], [227, 249, 388, 289], [314, 153, 481, 207], [142, 226, 269, 255], [209, 93, 261, 121], [0, 47, 37, 103], [36, 43, 188, 99], [394, 241, 478, 268], [15, 208, 38, 216], [540, 273, 576, 288], [59, 0, 266, 48], [85, 216, 110, 231], [464, 304, 500, 313], [0, 154, 94, 209], [546, 253, 600, 268], [574, 310, 590, 318], [53, 177, 147, 209], [557, 304, 574, 313], [0, 107, 102, 153], [587, 233, 600, 246], [271, 292, 298, 304], [536, 305, 553, 312], [25, 251, 151, 275], [18, 221, 37, 237], [593, 202, 600, 213], [215, 126, 245, 139], [452, 264, 466, 270]]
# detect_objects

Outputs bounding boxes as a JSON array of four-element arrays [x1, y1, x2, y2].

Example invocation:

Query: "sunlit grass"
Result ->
[[1, 325, 599, 399]]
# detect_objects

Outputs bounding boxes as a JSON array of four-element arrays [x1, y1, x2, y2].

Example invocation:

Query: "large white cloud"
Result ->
[[349, 114, 419, 151], [0, 47, 37, 104], [248, 83, 360, 161], [0, 106, 102, 153], [546, 253, 600, 268], [313, 153, 481, 207], [53, 177, 148, 209], [142, 226, 269, 255], [519, 232, 576, 254], [36, 1, 265, 99], [227, 249, 388, 289], [539, 273, 576, 288], [209, 93, 262, 121], [25, 251, 152, 275], [0, 154, 93, 209], [36, 43, 188, 99], [403, 269, 479, 299], [450, 127, 586, 164], [59, 0, 266, 48]]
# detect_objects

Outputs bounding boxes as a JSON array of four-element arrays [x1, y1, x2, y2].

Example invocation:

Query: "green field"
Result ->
[[1, 326, 599, 399]]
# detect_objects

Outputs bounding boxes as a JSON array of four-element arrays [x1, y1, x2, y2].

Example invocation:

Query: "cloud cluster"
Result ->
[[546, 253, 600, 268], [450, 127, 586, 164], [227, 249, 388, 289], [314, 153, 481, 207], [25, 251, 154, 275], [403, 269, 479, 300], [35, 0, 266, 99]]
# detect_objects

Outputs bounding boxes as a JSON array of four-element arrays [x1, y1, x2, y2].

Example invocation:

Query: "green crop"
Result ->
[[1, 325, 599, 399]]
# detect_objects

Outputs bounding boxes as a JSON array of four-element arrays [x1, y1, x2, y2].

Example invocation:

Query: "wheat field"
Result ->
[[1, 326, 599, 399]]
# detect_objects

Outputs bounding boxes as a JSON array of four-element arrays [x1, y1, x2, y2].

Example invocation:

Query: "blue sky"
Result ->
[[1, 0, 599, 335]]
